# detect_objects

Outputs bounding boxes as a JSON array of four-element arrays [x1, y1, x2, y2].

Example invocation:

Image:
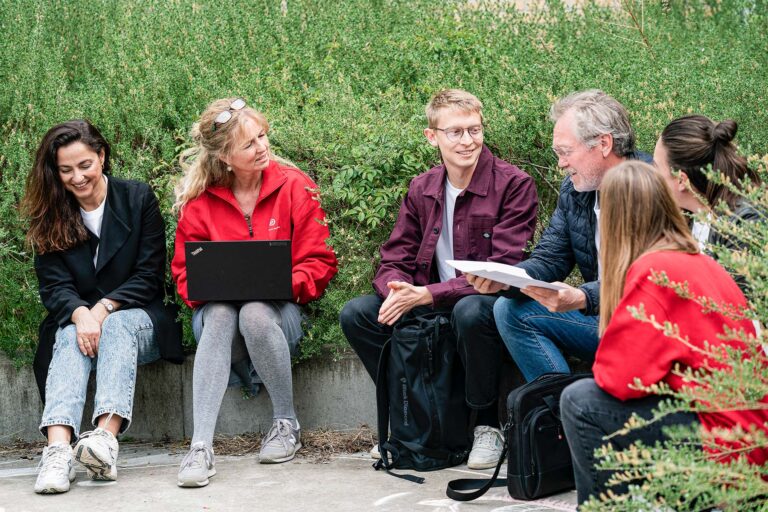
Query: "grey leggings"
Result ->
[[191, 301, 302, 448]]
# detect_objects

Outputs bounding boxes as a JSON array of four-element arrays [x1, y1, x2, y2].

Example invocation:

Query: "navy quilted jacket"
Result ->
[[513, 151, 652, 316]]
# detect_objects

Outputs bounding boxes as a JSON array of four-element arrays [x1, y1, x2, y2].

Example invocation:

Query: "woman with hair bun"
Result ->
[[22, 120, 183, 494], [172, 98, 337, 487], [653, 114, 760, 255]]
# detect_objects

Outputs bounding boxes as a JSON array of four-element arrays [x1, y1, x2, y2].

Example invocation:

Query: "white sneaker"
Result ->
[[467, 425, 504, 470], [34, 443, 76, 494], [370, 443, 381, 460], [177, 442, 216, 488], [259, 418, 302, 464], [74, 427, 119, 480]]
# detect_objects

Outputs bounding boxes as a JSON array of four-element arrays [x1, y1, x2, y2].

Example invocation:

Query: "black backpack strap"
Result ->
[[373, 339, 425, 484], [373, 457, 425, 484], [445, 439, 508, 501], [375, 339, 393, 467]]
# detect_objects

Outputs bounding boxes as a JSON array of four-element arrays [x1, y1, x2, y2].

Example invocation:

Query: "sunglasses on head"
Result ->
[[212, 98, 246, 131]]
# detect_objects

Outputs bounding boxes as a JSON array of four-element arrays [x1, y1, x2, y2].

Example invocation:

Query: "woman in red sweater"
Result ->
[[171, 98, 337, 487], [560, 161, 767, 505]]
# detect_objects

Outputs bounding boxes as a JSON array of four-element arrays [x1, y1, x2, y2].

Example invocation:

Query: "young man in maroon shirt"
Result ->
[[340, 89, 538, 468]]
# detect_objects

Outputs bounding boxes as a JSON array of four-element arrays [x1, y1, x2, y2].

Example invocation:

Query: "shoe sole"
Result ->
[[178, 468, 216, 488], [75, 445, 116, 481], [35, 486, 69, 494], [259, 442, 302, 464], [467, 459, 500, 470]]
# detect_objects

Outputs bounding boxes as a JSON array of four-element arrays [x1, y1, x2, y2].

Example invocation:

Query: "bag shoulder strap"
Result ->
[[445, 440, 508, 501], [375, 339, 393, 467]]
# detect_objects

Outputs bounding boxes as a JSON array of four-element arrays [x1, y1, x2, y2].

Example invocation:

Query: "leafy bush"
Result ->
[[1, 0, 767, 364]]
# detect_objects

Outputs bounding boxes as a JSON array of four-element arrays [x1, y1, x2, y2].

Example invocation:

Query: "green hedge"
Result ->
[[1, 0, 767, 365]]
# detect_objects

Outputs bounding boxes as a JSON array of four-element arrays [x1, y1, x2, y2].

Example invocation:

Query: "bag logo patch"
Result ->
[[401, 377, 409, 426]]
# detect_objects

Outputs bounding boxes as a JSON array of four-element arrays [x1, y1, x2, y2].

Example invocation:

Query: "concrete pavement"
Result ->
[[0, 443, 577, 512]]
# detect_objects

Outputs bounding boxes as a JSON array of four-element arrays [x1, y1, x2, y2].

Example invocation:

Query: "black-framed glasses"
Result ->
[[212, 98, 246, 131], [434, 125, 484, 143]]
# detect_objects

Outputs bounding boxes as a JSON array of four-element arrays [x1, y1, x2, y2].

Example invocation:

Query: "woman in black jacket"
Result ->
[[21, 120, 183, 494], [653, 114, 761, 293]]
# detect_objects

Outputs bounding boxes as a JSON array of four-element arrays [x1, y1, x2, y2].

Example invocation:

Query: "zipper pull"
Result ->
[[244, 213, 253, 237]]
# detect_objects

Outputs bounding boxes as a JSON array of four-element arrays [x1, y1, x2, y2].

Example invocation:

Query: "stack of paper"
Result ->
[[447, 260, 568, 291]]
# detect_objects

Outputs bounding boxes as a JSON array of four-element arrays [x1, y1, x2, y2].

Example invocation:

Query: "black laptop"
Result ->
[[185, 240, 292, 301]]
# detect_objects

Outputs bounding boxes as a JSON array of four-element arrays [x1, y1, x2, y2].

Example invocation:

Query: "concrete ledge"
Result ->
[[0, 354, 376, 442]]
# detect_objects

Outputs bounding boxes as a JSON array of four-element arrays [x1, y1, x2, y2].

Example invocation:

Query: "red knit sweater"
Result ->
[[594, 250, 768, 465]]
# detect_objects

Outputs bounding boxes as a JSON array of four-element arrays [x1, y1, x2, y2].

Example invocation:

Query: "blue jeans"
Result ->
[[39, 308, 160, 439], [493, 296, 599, 382]]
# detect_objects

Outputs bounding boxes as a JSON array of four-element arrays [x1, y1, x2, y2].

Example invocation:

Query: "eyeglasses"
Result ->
[[552, 139, 598, 159], [434, 125, 484, 143], [551, 146, 577, 159], [212, 98, 246, 131]]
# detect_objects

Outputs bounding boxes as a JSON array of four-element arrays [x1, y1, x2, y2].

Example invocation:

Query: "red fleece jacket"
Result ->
[[172, 161, 338, 308]]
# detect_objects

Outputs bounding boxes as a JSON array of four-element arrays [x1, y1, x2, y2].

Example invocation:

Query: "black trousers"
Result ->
[[340, 293, 510, 422], [560, 378, 700, 505]]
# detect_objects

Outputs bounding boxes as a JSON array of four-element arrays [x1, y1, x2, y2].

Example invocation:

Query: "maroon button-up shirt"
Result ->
[[373, 145, 539, 308]]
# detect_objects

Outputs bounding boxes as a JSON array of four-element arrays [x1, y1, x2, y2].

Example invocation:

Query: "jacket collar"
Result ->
[[570, 185, 596, 208], [95, 177, 131, 274], [423, 145, 494, 199], [206, 160, 288, 207]]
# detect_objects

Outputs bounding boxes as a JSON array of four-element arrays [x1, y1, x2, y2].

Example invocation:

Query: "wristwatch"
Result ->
[[99, 299, 114, 314]]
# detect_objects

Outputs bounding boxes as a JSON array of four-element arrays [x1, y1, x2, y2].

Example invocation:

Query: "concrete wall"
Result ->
[[0, 354, 376, 442]]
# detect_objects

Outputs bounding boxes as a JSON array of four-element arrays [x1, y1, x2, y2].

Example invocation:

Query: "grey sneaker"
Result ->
[[467, 425, 504, 470], [34, 443, 76, 494], [259, 418, 302, 464], [74, 427, 119, 480], [177, 442, 216, 488]]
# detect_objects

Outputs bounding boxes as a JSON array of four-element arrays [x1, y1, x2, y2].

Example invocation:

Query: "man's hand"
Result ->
[[521, 283, 586, 313], [465, 273, 510, 294], [377, 281, 433, 326], [72, 306, 103, 357]]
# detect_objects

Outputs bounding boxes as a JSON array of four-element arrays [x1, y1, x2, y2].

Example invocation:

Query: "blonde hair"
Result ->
[[174, 98, 293, 211], [598, 161, 699, 334], [425, 89, 484, 128]]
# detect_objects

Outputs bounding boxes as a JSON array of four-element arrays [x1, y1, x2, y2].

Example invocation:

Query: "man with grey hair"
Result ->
[[468, 89, 651, 382]]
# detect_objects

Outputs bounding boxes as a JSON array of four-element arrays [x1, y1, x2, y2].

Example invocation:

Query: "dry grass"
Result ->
[[0, 426, 377, 464], [204, 425, 377, 463], [0, 438, 46, 459]]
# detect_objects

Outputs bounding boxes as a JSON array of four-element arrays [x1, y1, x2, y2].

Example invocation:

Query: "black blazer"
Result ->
[[33, 177, 184, 400]]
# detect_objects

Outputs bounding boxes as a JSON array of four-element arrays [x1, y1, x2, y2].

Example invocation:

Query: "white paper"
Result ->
[[446, 260, 568, 291]]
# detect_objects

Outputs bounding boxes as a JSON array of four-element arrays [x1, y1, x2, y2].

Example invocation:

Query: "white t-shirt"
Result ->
[[692, 219, 711, 251], [80, 177, 108, 266], [594, 194, 602, 279], [436, 178, 464, 283]]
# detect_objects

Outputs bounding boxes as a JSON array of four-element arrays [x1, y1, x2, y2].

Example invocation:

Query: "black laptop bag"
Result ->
[[374, 312, 470, 474], [446, 372, 591, 501]]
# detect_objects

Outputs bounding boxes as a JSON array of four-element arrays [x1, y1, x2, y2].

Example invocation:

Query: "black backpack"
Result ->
[[374, 312, 470, 474]]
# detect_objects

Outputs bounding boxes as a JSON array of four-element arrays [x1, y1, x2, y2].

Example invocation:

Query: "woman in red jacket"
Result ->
[[560, 161, 767, 505], [172, 98, 337, 487]]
